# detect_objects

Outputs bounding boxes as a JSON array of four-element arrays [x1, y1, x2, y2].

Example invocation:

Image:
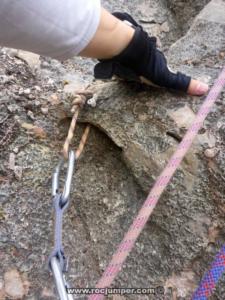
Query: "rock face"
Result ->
[[167, 0, 211, 33], [168, 0, 225, 67], [1, 1, 225, 300]]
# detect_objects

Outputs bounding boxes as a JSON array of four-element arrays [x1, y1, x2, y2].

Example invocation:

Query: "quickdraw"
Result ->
[[48, 150, 76, 300], [48, 92, 91, 300], [48, 67, 225, 300]]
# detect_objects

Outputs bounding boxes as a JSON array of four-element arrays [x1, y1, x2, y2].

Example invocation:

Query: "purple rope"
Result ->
[[192, 244, 225, 300]]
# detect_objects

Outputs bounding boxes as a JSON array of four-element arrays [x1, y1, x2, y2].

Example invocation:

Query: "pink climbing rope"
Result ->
[[88, 67, 225, 300]]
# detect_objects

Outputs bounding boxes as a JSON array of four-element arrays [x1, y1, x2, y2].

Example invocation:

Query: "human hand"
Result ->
[[94, 12, 209, 96]]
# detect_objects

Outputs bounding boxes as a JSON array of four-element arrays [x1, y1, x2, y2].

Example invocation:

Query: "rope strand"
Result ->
[[63, 93, 91, 160]]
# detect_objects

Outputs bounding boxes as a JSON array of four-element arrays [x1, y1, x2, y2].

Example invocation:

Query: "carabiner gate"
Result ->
[[52, 150, 76, 206], [50, 257, 74, 300]]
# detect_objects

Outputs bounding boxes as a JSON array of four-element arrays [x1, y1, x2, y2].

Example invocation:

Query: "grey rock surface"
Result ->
[[1, 1, 225, 300], [168, 0, 225, 68], [167, 0, 211, 33]]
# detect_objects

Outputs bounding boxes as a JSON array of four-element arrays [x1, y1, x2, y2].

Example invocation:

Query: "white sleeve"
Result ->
[[0, 0, 101, 60]]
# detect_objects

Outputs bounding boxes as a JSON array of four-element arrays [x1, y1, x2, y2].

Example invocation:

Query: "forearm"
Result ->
[[80, 8, 135, 59]]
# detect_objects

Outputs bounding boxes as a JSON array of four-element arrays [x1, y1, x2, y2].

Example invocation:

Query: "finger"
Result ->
[[187, 79, 209, 96]]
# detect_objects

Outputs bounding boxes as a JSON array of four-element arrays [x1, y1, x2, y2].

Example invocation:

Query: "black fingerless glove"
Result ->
[[94, 12, 191, 92]]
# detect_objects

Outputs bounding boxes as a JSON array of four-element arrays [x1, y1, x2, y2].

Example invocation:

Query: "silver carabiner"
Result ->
[[50, 257, 74, 300], [52, 150, 76, 206]]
